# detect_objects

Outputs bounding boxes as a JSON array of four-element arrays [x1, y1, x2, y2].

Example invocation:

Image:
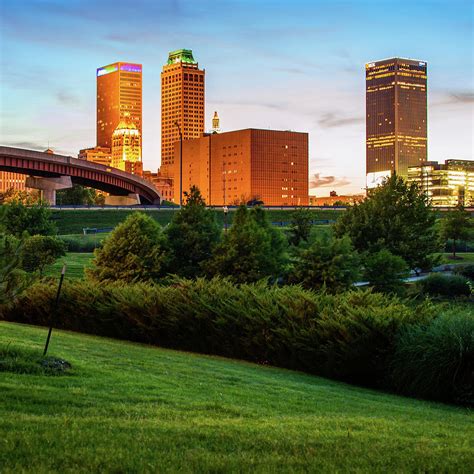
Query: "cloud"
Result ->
[[56, 91, 79, 106], [317, 112, 364, 128], [432, 91, 474, 107], [2, 141, 47, 151], [310, 173, 351, 188]]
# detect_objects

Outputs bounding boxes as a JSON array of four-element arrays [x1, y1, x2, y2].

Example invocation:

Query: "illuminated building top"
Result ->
[[97, 62, 142, 77], [167, 49, 197, 65]]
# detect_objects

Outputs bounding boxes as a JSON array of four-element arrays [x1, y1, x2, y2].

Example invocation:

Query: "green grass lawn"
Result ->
[[44, 252, 94, 280], [1, 321, 472, 473], [438, 252, 474, 264], [52, 209, 343, 234]]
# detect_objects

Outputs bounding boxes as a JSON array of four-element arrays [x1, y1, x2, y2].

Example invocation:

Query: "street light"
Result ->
[[174, 121, 183, 207], [223, 205, 228, 233]]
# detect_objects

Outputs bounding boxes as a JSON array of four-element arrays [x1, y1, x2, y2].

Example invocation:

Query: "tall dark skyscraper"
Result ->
[[366, 58, 427, 187]]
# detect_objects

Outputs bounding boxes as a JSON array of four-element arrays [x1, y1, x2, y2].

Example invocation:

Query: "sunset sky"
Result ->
[[1, 0, 472, 196]]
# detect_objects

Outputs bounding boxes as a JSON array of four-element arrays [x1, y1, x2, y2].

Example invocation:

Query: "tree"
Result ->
[[0, 198, 56, 237], [165, 186, 221, 278], [206, 205, 286, 283], [288, 208, 313, 246], [440, 205, 473, 259], [0, 234, 29, 306], [20, 235, 67, 276], [288, 235, 360, 292], [334, 174, 439, 271], [56, 185, 105, 206], [363, 249, 409, 294], [86, 213, 167, 283]]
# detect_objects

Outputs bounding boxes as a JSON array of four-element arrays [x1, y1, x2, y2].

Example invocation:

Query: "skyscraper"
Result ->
[[111, 113, 142, 175], [160, 49, 205, 176], [366, 58, 427, 187], [97, 62, 142, 149]]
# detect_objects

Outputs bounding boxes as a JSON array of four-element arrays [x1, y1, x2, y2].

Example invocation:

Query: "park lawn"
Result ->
[[0, 322, 473, 473], [43, 252, 94, 280], [438, 252, 474, 264]]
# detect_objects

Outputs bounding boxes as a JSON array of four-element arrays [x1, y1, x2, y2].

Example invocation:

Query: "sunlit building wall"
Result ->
[[111, 115, 142, 176], [408, 159, 474, 207], [78, 146, 112, 167], [0, 172, 26, 193], [97, 62, 142, 149], [161, 49, 205, 177], [173, 129, 308, 206], [366, 58, 427, 187]]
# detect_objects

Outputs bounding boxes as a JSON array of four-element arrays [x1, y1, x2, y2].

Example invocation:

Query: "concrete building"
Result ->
[[97, 62, 142, 149], [0, 171, 26, 193], [78, 146, 112, 167], [366, 58, 427, 187], [111, 114, 142, 175], [172, 128, 308, 206], [161, 49, 205, 177], [408, 159, 474, 207]]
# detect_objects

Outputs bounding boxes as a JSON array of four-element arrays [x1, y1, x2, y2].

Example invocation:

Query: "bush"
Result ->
[[455, 265, 474, 281], [20, 235, 67, 275], [392, 310, 474, 404], [59, 234, 104, 253], [363, 249, 408, 294], [418, 273, 471, 298]]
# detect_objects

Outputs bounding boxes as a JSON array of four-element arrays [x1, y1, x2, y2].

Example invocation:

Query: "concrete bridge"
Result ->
[[0, 146, 160, 205]]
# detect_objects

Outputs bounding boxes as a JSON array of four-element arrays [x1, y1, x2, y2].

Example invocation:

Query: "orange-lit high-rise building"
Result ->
[[172, 129, 308, 206], [366, 58, 427, 187], [0, 172, 26, 193], [161, 49, 205, 176], [97, 62, 142, 149], [111, 114, 143, 175]]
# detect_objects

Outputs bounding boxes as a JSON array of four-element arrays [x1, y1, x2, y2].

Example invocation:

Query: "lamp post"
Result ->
[[174, 121, 183, 207]]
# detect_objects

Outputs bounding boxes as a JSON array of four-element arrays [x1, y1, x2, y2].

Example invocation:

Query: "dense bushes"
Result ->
[[418, 273, 472, 298], [5, 278, 471, 404]]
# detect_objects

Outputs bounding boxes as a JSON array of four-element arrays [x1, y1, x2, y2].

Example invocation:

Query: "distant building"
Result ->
[[0, 172, 26, 193], [408, 159, 474, 207], [366, 58, 427, 187], [78, 146, 112, 167], [97, 62, 142, 149], [143, 170, 174, 203], [161, 49, 205, 177], [111, 114, 142, 176], [172, 128, 308, 206], [309, 194, 365, 206], [211, 111, 220, 133]]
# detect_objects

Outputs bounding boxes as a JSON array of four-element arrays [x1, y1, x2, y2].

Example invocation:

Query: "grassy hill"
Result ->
[[1, 322, 473, 473]]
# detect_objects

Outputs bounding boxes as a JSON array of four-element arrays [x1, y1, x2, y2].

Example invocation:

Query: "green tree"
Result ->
[[20, 235, 67, 276], [87, 213, 167, 283], [363, 249, 409, 294], [288, 235, 360, 292], [206, 205, 286, 283], [288, 208, 313, 246], [440, 205, 473, 259], [165, 186, 221, 278], [0, 234, 29, 306], [0, 199, 56, 237], [334, 174, 438, 271], [57, 185, 105, 206]]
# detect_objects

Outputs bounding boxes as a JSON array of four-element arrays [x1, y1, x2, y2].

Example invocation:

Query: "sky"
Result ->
[[0, 0, 473, 196]]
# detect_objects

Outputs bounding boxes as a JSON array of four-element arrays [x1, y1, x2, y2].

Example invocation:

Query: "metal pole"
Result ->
[[43, 264, 67, 356], [179, 129, 183, 207], [208, 133, 211, 205]]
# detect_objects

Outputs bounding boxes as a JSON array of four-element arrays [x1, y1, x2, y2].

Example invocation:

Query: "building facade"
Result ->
[[408, 159, 474, 207], [172, 129, 308, 206], [78, 146, 112, 167], [97, 62, 142, 149], [161, 49, 205, 176], [366, 58, 427, 187], [0, 172, 26, 193], [111, 115, 142, 175]]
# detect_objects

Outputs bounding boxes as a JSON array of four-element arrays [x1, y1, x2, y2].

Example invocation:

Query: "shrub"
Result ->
[[363, 249, 409, 294], [455, 265, 474, 281], [59, 234, 104, 253], [392, 310, 474, 404], [20, 235, 67, 275], [418, 273, 471, 298]]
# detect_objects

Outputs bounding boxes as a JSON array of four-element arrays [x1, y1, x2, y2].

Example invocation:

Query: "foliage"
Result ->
[[59, 233, 106, 253], [165, 186, 221, 278], [363, 249, 409, 294], [418, 273, 472, 298], [334, 174, 439, 271], [20, 235, 67, 275], [392, 309, 474, 404], [0, 234, 29, 305], [0, 198, 56, 237], [206, 205, 287, 283], [440, 206, 473, 258], [455, 264, 474, 281], [56, 185, 105, 206], [86, 212, 167, 283], [287, 208, 313, 246], [288, 235, 360, 292], [1, 322, 472, 473]]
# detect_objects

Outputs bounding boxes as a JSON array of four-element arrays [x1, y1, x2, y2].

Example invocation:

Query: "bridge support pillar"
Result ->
[[25, 176, 73, 206], [105, 193, 141, 206]]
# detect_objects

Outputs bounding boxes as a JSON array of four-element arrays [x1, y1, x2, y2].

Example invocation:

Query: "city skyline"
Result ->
[[0, 0, 472, 196]]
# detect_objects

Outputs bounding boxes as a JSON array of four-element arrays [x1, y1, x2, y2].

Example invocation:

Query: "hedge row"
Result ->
[[2, 278, 472, 405]]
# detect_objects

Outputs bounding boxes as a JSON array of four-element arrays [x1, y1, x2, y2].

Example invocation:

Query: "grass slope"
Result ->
[[52, 209, 342, 234], [44, 252, 94, 280], [1, 322, 473, 473]]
